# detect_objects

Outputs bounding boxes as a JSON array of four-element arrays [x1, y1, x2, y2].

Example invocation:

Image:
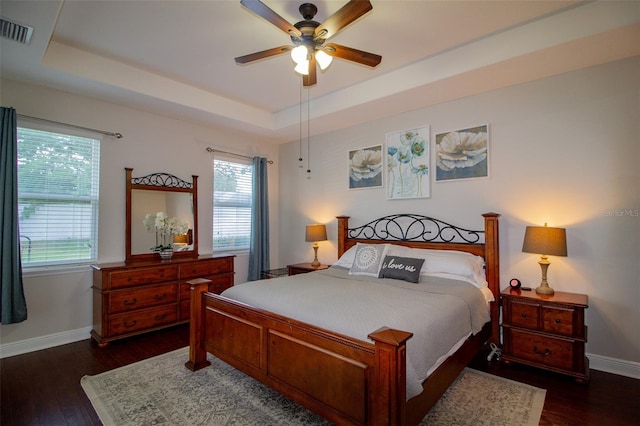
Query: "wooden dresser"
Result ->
[[91, 254, 234, 347], [501, 288, 589, 382]]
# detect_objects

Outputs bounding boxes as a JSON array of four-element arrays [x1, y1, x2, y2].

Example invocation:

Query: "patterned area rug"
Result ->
[[81, 347, 545, 426]]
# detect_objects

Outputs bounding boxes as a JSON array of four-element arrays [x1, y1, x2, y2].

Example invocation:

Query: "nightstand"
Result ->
[[287, 263, 330, 276], [501, 288, 590, 382]]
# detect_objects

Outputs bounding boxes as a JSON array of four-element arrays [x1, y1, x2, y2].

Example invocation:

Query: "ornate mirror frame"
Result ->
[[125, 167, 199, 262]]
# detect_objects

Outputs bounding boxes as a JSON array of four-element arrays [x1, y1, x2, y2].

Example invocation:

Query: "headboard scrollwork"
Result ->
[[346, 214, 484, 244]]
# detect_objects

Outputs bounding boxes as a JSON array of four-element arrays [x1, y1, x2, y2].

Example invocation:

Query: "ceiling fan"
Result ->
[[234, 0, 382, 87]]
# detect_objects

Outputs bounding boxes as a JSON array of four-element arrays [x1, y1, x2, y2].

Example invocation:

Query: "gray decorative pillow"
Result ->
[[378, 256, 425, 283], [349, 244, 388, 276]]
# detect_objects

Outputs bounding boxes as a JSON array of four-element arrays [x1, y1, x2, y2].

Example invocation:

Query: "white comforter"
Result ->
[[221, 266, 490, 399]]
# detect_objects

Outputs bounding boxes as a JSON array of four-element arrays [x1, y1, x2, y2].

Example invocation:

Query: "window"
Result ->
[[17, 123, 100, 268], [213, 158, 252, 251]]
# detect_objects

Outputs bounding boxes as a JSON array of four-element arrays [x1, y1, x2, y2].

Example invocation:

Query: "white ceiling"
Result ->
[[1, 0, 639, 143]]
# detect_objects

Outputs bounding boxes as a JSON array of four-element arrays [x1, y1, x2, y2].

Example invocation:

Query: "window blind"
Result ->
[[17, 126, 100, 267], [213, 158, 253, 250]]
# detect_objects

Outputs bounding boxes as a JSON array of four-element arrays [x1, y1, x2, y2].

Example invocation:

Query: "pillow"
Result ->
[[332, 245, 359, 268], [349, 243, 388, 276], [385, 245, 487, 288], [378, 255, 425, 283]]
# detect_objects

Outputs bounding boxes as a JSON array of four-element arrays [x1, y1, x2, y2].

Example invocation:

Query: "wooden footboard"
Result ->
[[186, 280, 412, 425]]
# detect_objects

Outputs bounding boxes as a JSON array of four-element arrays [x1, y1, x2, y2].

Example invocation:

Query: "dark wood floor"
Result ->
[[2, 324, 638, 425]]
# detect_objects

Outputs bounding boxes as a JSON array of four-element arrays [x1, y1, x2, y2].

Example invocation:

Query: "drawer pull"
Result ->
[[123, 298, 137, 306], [154, 293, 167, 300], [533, 345, 551, 357], [154, 314, 167, 321], [124, 320, 137, 328], [521, 313, 527, 318], [127, 277, 132, 281], [555, 319, 561, 324]]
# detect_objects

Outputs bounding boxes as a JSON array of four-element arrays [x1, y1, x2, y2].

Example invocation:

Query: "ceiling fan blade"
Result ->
[[303, 55, 317, 87], [324, 43, 381, 67], [235, 46, 292, 64], [240, 0, 302, 38], [314, 0, 372, 40]]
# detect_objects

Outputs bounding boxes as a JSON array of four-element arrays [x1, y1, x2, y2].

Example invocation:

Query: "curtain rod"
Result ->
[[17, 114, 123, 139], [206, 147, 273, 164]]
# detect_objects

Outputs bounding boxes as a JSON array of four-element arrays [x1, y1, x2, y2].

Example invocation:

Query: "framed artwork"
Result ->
[[435, 124, 489, 182], [348, 144, 383, 189], [385, 126, 430, 199]]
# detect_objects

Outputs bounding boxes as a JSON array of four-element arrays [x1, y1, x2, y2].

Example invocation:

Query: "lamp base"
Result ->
[[535, 256, 555, 295], [535, 284, 555, 295], [310, 244, 320, 267]]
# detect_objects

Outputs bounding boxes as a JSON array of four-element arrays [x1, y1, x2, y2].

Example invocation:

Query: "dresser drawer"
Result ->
[[179, 275, 233, 300], [109, 283, 178, 314], [507, 328, 576, 371], [179, 258, 233, 280], [109, 305, 177, 336], [110, 266, 178, 289], [507, 300, 539, 330]]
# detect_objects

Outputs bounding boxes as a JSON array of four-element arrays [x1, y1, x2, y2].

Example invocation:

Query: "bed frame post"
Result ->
[[185, 278, 211, 371], [482, 213, 501, 345], [336, 216, 350, 258], [368, 327, 413, 426]]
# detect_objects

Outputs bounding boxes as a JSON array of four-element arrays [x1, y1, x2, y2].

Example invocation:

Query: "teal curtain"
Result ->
[[1, 107, 27, 323], [247, 157, 270, 281]]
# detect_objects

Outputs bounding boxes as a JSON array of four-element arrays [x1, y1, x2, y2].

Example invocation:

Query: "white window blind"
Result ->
[[213, 158, 252, 251], [17, 125, 100, 267]]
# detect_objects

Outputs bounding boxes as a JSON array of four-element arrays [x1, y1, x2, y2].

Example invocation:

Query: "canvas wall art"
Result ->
[[435, 125, 489, 182], [348, 144, 383, 189], [385, 126, 430, 199]]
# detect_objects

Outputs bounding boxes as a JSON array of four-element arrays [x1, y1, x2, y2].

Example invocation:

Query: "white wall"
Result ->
[[278, 57, 640, 373], [0, 79, 280, 351]]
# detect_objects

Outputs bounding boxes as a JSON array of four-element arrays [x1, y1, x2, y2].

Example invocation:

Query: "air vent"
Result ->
[[0, 17, 33, 45]]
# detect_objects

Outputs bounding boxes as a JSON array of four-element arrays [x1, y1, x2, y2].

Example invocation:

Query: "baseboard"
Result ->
[[0, 326, 92, 359], [588, 352, 640, 379]]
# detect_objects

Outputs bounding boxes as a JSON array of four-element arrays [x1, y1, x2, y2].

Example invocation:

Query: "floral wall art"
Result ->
[[435, 125, 489, 182], [348, 144, 383, 189], [385, 126, 430, 199]]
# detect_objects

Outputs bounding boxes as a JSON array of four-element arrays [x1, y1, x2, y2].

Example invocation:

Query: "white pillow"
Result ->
[[332, 245, 359, 268], [386, 245, 487, 288], [349, 243, 389, 277]]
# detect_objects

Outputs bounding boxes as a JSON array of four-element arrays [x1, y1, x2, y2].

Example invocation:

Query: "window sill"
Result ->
[[21, 263, 93, 278]]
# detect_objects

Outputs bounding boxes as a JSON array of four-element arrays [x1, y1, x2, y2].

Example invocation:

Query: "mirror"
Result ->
[[125, 168, 198, 262]]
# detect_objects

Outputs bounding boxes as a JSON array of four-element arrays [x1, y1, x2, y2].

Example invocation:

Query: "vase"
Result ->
[[159, 250, 173, 260]]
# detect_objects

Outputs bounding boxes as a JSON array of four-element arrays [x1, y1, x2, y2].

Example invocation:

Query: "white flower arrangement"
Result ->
[[143, 212, 190, 252]]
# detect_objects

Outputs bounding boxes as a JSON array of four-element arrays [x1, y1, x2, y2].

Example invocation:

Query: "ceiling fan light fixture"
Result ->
[[315, 50, 333, 70], [291, 45, 308, 64], [294, 60, 310, 75]]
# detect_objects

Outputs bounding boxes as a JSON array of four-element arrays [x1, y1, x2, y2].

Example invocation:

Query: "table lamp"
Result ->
[[305, 224, 327, 267], [522, 223, 567, 295]]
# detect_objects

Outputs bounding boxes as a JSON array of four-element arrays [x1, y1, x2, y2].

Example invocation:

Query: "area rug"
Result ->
[[81, 347, 545, 426]]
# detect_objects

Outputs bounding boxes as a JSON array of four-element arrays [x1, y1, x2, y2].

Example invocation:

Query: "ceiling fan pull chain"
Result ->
[[307, 87, 311, 177], [299, 84, 304, 167]]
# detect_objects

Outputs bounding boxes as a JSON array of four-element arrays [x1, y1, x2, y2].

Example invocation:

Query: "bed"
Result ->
[[186, 213, 500, 425]]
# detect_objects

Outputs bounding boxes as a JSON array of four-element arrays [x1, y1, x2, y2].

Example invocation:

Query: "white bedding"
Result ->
[[220, 266, 490, 399]]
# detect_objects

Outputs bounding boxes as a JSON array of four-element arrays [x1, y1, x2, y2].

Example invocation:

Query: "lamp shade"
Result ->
[[305, 224, 327, 242], [522, 225, 567, 256]]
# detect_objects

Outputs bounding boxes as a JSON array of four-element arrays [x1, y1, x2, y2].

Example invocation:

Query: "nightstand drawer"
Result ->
[[542, 306, 575, 336], [508, 301, 539, 329], [507, 329, 575, 371]]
